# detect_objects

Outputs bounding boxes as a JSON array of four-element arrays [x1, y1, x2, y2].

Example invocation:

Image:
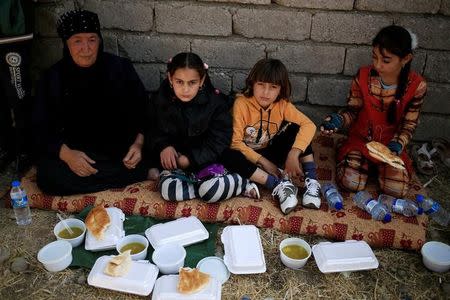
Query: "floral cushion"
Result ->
[[20, 134, 428, 250]]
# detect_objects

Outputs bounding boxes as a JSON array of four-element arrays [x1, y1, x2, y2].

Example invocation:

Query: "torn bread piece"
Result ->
[[366, 141, 406, 170], [104, 250, 132, 277], [177, 267, 210, 294], [86, 205, 111, 240]]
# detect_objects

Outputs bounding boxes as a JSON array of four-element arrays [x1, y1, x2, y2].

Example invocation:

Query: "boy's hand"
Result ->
[[284, 148, 304, 178], [160, 146, 178, 170]]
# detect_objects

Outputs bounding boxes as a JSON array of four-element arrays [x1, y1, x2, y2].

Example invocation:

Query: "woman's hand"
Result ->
[[160, 146, 179, 170], [177, 154, 190, 170], [123, 143, 142, 169], [284, 148, 304, 179], [257, 156, 282, 178], [59, 144, 98, 177]]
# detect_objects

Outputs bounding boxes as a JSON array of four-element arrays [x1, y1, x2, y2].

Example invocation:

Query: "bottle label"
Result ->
[[426, 202, 440, 215], [11, 192, 28, 209], [392, 199, 405, 213], [365, 199, 377, 212]]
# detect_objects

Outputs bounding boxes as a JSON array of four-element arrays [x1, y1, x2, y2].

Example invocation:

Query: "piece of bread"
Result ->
[[177, 267, 210, 294], [366, 141, 406, 170], [104, 250, 132, 277], [85, 205, 111, 240]]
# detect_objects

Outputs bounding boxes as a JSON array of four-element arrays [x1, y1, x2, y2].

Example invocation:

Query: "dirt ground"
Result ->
[[0, 146, 449, 300]]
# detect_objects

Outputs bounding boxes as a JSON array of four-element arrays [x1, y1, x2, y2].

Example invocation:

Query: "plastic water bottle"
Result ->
[[321, 183, 343, 210], [416, 194, 449, 227], [10, 180, 32, 225], [353, 191, 391, 223], [378, 194, 423, 217]]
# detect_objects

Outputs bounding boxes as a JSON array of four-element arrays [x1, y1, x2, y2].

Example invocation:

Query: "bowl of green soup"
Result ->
[[53, 218, 86, 248], [116, 234, 149, 260], [279, 237, 311, 269]]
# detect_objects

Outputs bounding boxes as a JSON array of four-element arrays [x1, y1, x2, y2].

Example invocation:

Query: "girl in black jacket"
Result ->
[[148, 52, 258, 202]]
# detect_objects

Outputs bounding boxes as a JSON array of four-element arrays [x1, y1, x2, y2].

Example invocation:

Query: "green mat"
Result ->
[[70, 206, 218, 269]]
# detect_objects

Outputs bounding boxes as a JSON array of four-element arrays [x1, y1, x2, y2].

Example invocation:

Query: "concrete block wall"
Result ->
[[34, 0, 450, 141]]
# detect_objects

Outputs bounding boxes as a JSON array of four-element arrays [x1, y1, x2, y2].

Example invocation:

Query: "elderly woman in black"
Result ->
[[33, 10, 149, 195]]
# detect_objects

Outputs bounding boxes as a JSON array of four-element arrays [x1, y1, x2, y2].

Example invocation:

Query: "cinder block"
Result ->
[[294, 104, 334, 127], [209, 69, 232, 94], [199, 0, 270, 3], [270, 44, 345, 74], [32, 38, 63, 71], [423, 82, 450, 114], [232, 71, 249, 92], [424, 51, 450, 83], [155, 3, 232, 36], [274, 0, 353, 10], [355, 0, 440, 14], [35, 5, 72, 37], [441, 0, 450, 16], [344, 47, 426, 76], [102, 32, 118, 55], [84, 0, 153, 31], [118, 35, 190, 63], [234, 8, 311, 41], [396, 16, 450, 50], [312, 12, 392, 44], [133, 63, 163, 92], [290, 75, 307, 103], [414, 113, 450, 141], [307, 77, 351, 107], [192, 39, 266, 69]]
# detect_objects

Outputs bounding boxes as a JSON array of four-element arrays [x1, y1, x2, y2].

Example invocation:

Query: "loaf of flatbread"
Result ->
[[366, 141, 405, 170], [85, 205, 111, 240], [177, 267, 210, 294], [104, 250, 132, 277]]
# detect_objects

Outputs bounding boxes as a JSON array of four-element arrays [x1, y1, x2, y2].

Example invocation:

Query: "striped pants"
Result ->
[[159, 170, 250, 203], [336, 151, 410, 198]]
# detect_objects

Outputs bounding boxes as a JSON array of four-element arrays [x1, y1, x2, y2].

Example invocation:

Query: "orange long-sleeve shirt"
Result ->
[[231, 95, 316, 164]]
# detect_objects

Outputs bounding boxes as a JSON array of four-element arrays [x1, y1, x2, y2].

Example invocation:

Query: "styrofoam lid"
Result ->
[[312, 240, 379, 273], [85, 207, 125, 251], [221, 225, 266, 274], [87, 256, 159, 296], [196, 256, 230, 285], [151, 275, 221, 300], [145, 216, 209, 249]]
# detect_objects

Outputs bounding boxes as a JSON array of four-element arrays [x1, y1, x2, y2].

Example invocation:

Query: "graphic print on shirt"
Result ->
[[243, 120, 279, 150]]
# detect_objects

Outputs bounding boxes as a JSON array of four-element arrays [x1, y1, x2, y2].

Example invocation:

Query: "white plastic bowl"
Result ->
[[152, 244, 186, 274], [116, 234, 149, 261], [54, 218, 86, 248], [279, 237, 312, 269], [37, 240, 73, 272], [421, 241, 450, 273]]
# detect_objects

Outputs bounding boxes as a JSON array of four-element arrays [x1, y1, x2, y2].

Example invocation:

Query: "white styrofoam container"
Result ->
[[85, 207, 126, 251], [312, 240, 379, 273], [151, 275, 221, 300], [145, 216, 209, 249], [87, 255, 159, 296], [221, 225, 266, 274]]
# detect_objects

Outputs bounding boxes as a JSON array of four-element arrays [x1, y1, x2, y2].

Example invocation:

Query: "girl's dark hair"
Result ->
[[372, 25, 413, 123], [167, 52, 212, 89], [243, 58, 291, 101]]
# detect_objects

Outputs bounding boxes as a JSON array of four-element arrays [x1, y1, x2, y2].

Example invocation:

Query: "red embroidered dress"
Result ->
[[337, 66, 427, 173]]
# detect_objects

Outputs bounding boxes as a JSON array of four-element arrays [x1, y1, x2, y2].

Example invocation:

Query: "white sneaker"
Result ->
[[242, 181, 260, 199], [272, 180, 298, 214], [302, 178, 321, 209]]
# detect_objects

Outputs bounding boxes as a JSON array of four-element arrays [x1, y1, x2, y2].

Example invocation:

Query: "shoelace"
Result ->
[[305, 178, 320, 196], [272, 181, 293, 199]]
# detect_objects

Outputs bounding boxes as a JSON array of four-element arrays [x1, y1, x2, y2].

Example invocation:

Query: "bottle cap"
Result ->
[[416, 194, 424, 202], [417, 207, 424, 215], [11, 180, 20, 187], [383, 214, 392, 223], [335, 202, 343, 210]]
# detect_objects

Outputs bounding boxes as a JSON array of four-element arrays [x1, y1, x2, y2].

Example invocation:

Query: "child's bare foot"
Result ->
[[147, 168, 160, 181]]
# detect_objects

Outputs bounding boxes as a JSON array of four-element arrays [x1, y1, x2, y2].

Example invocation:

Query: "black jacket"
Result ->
[[148, 79, 232, 170], [33, 52, 147, 159]]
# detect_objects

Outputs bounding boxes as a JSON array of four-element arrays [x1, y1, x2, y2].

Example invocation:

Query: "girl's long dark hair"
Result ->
[[167, 52, 213, 90], [372, 25, 413, 123], [243, 58, 291, 102]]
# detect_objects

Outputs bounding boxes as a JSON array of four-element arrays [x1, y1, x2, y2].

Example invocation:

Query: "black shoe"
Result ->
[[0, 148, 14, 172]]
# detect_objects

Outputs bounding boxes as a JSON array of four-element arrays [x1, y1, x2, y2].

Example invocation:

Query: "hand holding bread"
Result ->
[[366, 141, 405, 170]]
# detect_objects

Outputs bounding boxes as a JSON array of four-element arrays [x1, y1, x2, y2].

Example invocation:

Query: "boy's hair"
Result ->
[[243, 58, 291, 101], [372, 25, 414, 124], [167, 52, 213, 88]]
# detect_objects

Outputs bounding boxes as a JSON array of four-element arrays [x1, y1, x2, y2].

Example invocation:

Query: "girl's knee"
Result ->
[[378, 164, 410, 198], [336, 164, 368, 192]]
